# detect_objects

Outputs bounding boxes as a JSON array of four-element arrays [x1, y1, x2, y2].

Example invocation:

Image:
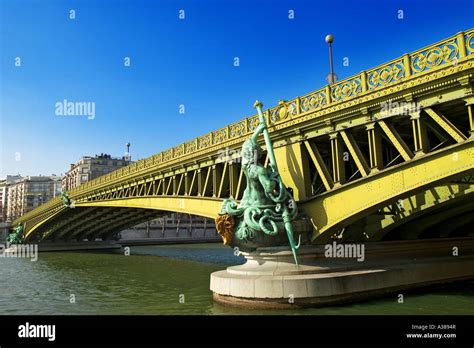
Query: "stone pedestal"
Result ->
[[210, 238, 474, 308]]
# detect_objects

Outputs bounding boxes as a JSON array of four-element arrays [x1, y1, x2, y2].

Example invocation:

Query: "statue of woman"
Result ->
[[239, 121, 276, 209], [216, 101, 301, 264]]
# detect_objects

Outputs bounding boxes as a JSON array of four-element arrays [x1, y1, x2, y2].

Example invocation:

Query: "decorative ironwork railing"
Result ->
[[14, 29, 474, 223]]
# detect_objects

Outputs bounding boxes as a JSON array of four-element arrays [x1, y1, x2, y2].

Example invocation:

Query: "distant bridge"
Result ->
[[13, 29, 474, 245]]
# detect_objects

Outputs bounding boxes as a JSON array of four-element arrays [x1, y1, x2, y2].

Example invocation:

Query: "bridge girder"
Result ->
[[338, 180, 474, 242], [301, 140, 474, 242]]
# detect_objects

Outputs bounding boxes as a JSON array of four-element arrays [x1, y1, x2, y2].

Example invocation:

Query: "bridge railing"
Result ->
[[13, 28, 474, 226]]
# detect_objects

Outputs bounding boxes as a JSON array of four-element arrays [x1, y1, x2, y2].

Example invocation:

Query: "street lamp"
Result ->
[[125, 142, 131, 161], [325, 34, 338, 84]]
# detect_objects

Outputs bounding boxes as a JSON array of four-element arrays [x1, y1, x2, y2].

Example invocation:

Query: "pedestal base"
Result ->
[[210, 238, 474, 308]]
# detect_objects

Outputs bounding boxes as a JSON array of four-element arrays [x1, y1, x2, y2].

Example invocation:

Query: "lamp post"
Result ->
[[325, 34, 337, 84], [125, 142, 131, 161]]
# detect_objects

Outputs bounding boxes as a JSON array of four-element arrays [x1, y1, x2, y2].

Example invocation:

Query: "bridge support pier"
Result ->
[[210, 238, 474, 308]]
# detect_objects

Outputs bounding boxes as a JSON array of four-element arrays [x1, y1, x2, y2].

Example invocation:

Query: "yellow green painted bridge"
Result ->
[[14, 29, 474, 244]]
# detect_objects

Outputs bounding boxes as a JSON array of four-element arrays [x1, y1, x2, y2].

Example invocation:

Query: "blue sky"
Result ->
[[1, 0, 473, 177]]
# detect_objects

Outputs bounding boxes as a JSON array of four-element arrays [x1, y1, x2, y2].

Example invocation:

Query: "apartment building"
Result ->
[[61, 153, 132, 191], [6, 175, 62, 222], [0, 175, 22, 222]]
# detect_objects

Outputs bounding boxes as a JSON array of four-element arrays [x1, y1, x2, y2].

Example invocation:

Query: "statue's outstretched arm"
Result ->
[[251, 122, 266, 145]]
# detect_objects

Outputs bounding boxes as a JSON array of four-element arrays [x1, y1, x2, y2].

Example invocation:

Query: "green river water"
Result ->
[[0, 243, 473, 315]]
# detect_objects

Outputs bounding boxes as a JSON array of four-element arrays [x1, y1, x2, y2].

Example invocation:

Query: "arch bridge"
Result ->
[[13, 29, 474, 245]]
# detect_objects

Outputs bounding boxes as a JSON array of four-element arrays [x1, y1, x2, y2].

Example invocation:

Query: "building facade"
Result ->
[[0, 180, 7, 222], [0, 175, 22, 223], [62, 153, 132, 191], [6, 175, 62, 222]]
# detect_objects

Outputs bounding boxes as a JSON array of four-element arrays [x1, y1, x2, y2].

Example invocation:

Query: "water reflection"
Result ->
[[0, 243, 472, 315]]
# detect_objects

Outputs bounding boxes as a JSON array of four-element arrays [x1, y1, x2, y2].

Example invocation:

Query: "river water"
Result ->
[[0, 243, 473, 315]]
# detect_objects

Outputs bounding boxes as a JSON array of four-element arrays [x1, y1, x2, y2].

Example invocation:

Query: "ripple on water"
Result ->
[[0, 244, 473, 315]]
